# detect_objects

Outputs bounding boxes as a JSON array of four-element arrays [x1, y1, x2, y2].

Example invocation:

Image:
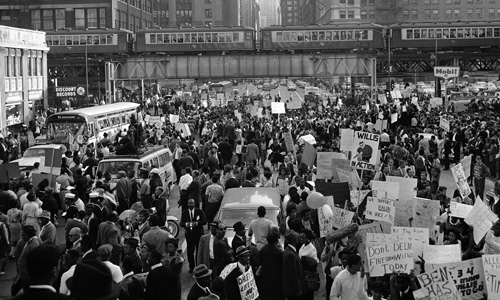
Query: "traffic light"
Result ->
[[390, 80, 395, 91], [386, 81, 391, 91]]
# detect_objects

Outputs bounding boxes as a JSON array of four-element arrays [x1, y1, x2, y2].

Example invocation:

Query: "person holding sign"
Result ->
[[330, 254, 370, 300], [223, 246, 254, 300], [484, 220, 500, 255]]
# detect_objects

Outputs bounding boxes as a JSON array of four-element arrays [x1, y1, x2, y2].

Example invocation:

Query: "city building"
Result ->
[[259, 0, 281, 27], [153, 0, 259, 29], [331, 0, 361, 22], [0, 25, 48, 133], [360, 0, 500, 25], [0, 0, 154, 32]]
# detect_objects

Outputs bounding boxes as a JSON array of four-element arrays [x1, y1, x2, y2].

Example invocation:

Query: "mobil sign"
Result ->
[[434, 67, 460, 79]]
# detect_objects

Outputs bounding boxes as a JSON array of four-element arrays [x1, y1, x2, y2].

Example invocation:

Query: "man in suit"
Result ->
[[81, 235, 98, 261], [180, 199, 207, 273], [283, 230, 305, 300], [186, 264, 212, 300], [14, 244, 71, 300], [142, 215, 172, 255], [224, 246, 251, 300], [246, 138, 259, 165], [197, 221, 219, 270], [144, 249, 180, 300], [231, 221, 246, 254], [213, 222, 233, 276]]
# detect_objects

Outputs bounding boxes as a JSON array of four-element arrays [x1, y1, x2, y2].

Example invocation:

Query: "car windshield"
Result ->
[[23, 148, 47, 157], [98, 161, 140, 179], [218, 209, 279, 228]]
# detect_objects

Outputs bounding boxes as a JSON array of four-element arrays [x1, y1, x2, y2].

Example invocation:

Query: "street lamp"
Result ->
[[371, 23, 393, 89], [85, 34, 89, 106]]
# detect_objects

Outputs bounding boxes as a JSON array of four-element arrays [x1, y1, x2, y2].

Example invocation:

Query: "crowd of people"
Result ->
[[0, 81, 499, 300]]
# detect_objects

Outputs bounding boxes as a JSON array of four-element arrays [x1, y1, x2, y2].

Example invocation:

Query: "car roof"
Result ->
[[220, 187, 281, 210], [27, 144, 65, 150]]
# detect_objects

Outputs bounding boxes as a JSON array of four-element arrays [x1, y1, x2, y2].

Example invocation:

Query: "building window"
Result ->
[[432, 9, 439, 18], [31, 10, 41, 30], [476, 8, 482, 18], [403, 0, 409, 4], [476, 0, 481, 2], [339, 11, 346, 18], [347, 10, 354, 18], [99, 8, 106, 28], [411, 9, 418, 19], [411, 0, 418, 4], [368, 10, 375, 18], [489, 8, 495, 17], [205, 0, 212, 3], [87, 8, 97, 28], [424, 0, 430, 3], [454, 0, 460, 3], [467, 9, 473, 18], [445, 0, 451, 3], [361, 10, 367, 19], [403, 9, 409, 19], [360, 0, 367, 5], [55, 9, 65, 29], [467, 0, 473, 3], [75, 8, 85, 28], [432, 0, 438, 3], [445, 9, 452, 18], [454, 9, 461, 18], [204, 9, 212, 18], [368, 0, 375, 4], [43, 10, 53, 30], [339, 0, 346, 5], [424, 9, 431, 19]]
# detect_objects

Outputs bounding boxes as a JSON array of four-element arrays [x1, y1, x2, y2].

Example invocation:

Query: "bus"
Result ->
[[304, 86, 320, 95], [44, 102, 140, 153], [212, 81, 233, 93]]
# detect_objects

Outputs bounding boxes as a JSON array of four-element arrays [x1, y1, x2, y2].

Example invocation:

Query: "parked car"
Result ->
[[12, 144, 66, 175], [287, 83, 297, 91], [215, 187, 284, 246]]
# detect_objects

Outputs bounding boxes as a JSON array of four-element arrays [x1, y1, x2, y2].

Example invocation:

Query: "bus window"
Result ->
[[152, 157, 159, 167], [121, 114, 126, 123], [143, 160, 150, 170], [98, 161, 140, 179]]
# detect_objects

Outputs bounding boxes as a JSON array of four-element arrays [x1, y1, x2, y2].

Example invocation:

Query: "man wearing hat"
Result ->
[[149, 168, 163, 199], [231, 221, 246, 254], [187, 264, 212, 300], [122, 237, 143, 274], [38, 210, 56, 245], [12, 225, 41, 295], [83, 202, 99, 243], [64, 193, 79, 221], [224, 246, 252, 300], [180, 198, 207, 273], [40, 186, 58, 224], [213, 222, 233, 276], [283, 230, 306, 300], [133, 209, 151, 241], [327, 249, 351, 298], [144, 249, 181, 300], [67, 260, 122, 300], [197, 220, 220, 270], [116, 170, 131, 214]]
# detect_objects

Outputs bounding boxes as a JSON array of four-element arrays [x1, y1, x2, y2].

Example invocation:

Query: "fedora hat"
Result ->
[[193, 264, 212, 279], [235, 246, 250, 258], [38, 210, 51, 220], [67, 260, 121, 300]]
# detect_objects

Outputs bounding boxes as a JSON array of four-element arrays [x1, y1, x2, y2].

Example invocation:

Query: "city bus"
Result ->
[[44, 102, 140, 153], [304, 86, 320, 95]]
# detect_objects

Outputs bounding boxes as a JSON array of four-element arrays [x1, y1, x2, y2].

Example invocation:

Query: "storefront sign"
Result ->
[[55, 86, 77, 97], [28, 90, 43, 100], [5, 102, 23, 126], [6, 92, 22, 102], [434, 67, 460, 79]]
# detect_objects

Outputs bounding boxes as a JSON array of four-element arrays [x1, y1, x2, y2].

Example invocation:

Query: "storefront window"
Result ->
[[6, 103, 23, 126]]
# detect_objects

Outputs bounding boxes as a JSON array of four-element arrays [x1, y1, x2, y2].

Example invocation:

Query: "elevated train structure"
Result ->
[[46, 22, 500, 92]]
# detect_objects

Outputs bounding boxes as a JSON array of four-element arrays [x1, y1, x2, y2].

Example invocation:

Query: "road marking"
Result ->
[[294, 91, 303, 101]]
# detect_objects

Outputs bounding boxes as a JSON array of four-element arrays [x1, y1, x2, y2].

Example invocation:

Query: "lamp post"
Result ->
[[371, 23, 392, 90], [85, 35, 89, 106]]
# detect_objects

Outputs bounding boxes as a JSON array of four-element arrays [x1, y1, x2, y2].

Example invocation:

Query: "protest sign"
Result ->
[[461, 155, 472, 179], [449, 202, 473, 219], [374, 119, 388, 133], [386, 176, 417, 201], [237, 268, 259, 300], [331, 158, 351, 181], [144, 114, 150, 123], [483, 254, 500, 272], [430, 97, 442, 107], [315, 181, 350, 207], [316, 152, 347, 180], [356, 222, 392, 264], [366, 242, 413, 276], [365, 233, 411, 247], [439, 117, 450, 132], [32, 173, 57, 190], [394, 200, 413, 227], [350, 131, 380, 170], [331, 207, 355, 229], [336, 168, 360, 190], [427, 257, 485, 300], [423, 244, 461, 264], [283, 131, 294, 152], [271, 102, 285, 114], [287, 100, 302, 109], [412, 197, 440, 228], [464, 197, 499, 243], [318, 206, 334, 238], [391, 113, 398, 124], [301, 142, 316, 168], [174, 123, 191, 137], [371, 181, 400, 200], [365, 197, 396, 225], [340, 129, 354, 151], [0, 162, 21, 182], [391, 227, 429, 244], [416, 266, 461, 300], [485, 268, 500, 300], [452, 163, 472, 198], [169, 114, 180, 123], [350, 190, 370, 208]]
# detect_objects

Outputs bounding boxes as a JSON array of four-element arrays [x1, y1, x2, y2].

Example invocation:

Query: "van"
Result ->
[[97, 145, 176, 190]]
